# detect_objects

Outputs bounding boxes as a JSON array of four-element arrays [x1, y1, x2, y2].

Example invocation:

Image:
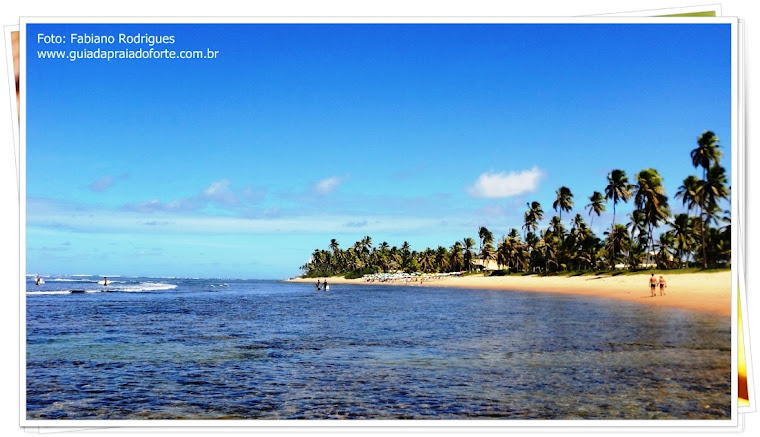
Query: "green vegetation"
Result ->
[[300, 131, 731, 277]]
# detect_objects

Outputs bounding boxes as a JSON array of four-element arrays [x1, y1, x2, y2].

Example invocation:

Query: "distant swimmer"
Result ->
[[103, 276, 108, 286], [658, 276, 667, 296], [649, 274, 657, 297], [35, 275, 41, 286]]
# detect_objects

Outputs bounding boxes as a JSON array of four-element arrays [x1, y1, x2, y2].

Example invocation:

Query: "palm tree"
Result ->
[[523, 201, 544, 238], [540, 230, 559, 273], [450, 241, 464, 272], [690, 131, 725, 268], [477, 226, 494, 271], [695, 164, 730, 267], [496, 238, 511, 271], [676, 175, 700, 211], [667, 213, 696, 268], [656, 233, 675, 269], [361, 236, 373, 255], [478, 226, 494, 248], [435, 246, 449, 272], [585, 191, 606, 228], [553, 186, 574, 220], [549, 216, 565, 240], [604, 170, 633, 269], [419, 249, 436, 273], [634, 168, 671, 261], [462, 237, 477, 271], [605, 170, 633, 227], [605, 224, 630, 270], [479, 241, 495, 272], [627, 209, 648, 268], [691, 131, 723, 180], [400, 241, 413, 270]]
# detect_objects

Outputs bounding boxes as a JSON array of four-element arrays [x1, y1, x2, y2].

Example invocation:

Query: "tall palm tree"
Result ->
[[435, 246, 449, 272], [478, 226, 494, 248], [523, 201, 544, 238], [676, 175, 701, 210], [691, 131, 723, 180], [695, 164, 730, 267], [553, 186, 574, 220], [496, 238, 511, 271], [605, 170, 633, 227], [361, 236, 373, 254], [450, 241, 464, 272], [627, 209, 648, 268], [540, 230, 559, 273], [604, 169, 633, 269], [605, 224, 631, 270], [667, 213, 696, 268], [477, 226, 494, 270], [479, 241, 495, 272], [656, 233, 675, 269], [462, 237, 477, 271], [585, 191, 606, 228], [690, 131, 724, 268], [634, 168, 671, 261]]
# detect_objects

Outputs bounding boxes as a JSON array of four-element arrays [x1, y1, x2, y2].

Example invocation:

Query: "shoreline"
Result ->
[[288, 270, 732, 317]]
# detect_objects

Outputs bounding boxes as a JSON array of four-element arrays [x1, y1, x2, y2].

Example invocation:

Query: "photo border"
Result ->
[[18, 14, 740, 430]]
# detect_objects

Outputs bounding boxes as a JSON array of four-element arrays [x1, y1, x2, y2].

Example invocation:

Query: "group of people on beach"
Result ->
[[649, 274, 667, 297]]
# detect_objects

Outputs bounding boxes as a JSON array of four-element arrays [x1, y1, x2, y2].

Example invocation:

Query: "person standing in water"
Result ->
[[103, 276, 108, 286], [316, 279, 321, 290]]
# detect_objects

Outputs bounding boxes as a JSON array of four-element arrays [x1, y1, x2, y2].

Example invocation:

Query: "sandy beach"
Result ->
[[289, 271, 732, 317]]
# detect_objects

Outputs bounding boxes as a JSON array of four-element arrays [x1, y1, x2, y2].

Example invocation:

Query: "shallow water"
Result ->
[[26, 276, 731, 420]]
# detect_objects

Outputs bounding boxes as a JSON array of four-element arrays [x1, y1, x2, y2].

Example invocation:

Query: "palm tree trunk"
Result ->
[[610, 205, 616, 271], [702, 210, 709, 269]]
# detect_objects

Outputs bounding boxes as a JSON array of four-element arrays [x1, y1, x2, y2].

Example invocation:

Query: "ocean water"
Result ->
[[25, 275, 731, 420]]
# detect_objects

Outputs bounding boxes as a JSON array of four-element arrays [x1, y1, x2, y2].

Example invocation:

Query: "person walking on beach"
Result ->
[[649, 274, 657, 297], [659, 275, 667, 296]]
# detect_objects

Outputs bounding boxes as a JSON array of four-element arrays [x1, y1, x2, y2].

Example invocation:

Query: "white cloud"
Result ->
[[467, 166, 544, 198], [201, 179, 238, 205], [314, 175, 348, 195]]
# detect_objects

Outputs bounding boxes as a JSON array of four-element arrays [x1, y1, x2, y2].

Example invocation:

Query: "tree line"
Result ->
[[300, 131, 730, 278]]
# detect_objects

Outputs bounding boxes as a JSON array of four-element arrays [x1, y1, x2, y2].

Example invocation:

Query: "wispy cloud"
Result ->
[[467, 166, 544, 198], [314, 175, 348, 195], [123, 179, 258, 213], [345, 220, 368, 228], [28, 196, 459, 236], [88, 173, 128, 193], [201, 179, 238, 205]]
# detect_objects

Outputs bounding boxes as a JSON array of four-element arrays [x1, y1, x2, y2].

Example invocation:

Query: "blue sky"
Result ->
[[25, 22, 733, 279]]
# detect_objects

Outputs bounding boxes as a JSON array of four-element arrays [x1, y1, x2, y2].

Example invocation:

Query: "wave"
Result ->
[[115, 282, 178, 293]]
